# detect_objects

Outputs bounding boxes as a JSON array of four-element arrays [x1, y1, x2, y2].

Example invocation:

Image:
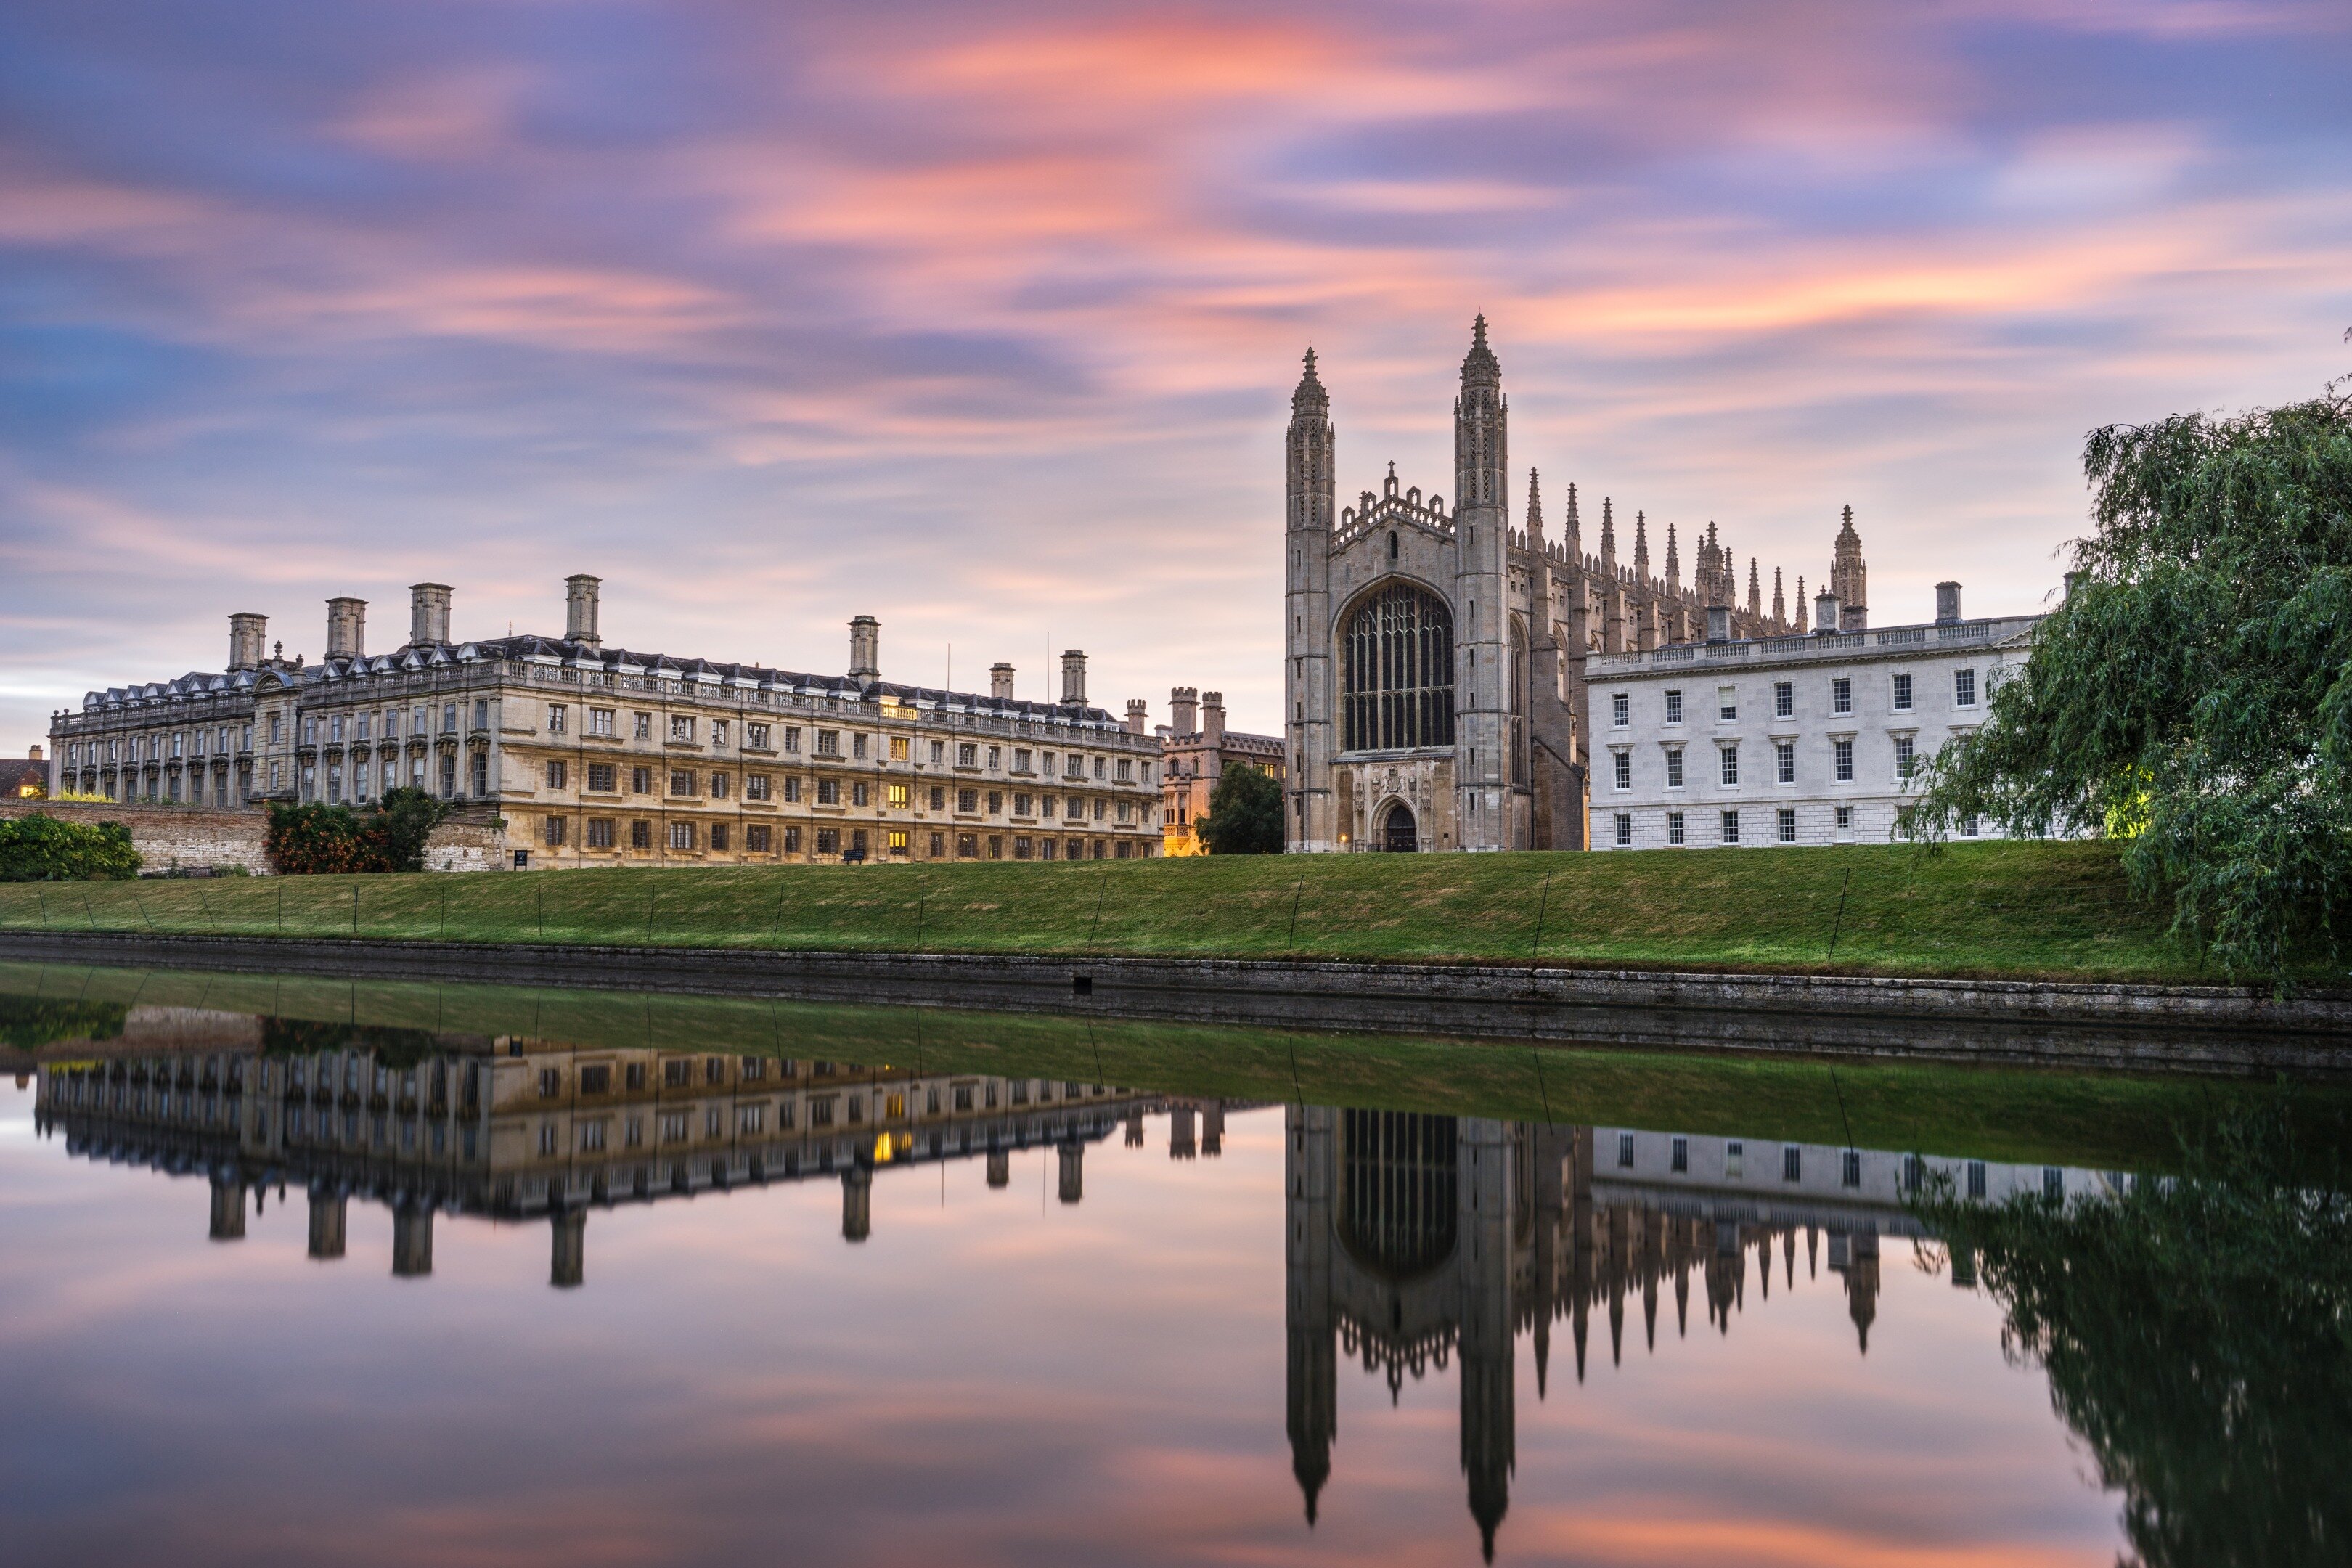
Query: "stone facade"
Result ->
[[1285, 320, 1852, 853], [1585, 583, 2040, 851], [1156, 687, 1283, 856], [47, 581, 1162, 867]]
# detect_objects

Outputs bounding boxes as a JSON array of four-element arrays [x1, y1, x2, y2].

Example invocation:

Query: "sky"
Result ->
[[3, 0, 2348, 746]]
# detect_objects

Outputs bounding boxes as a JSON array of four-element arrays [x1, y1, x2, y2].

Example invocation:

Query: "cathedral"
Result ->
[[1283, 319, 1870, 851]]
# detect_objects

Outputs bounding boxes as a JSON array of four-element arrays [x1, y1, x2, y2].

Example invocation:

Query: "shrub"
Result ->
[[0, 815, 142, 881], [267, 788, 452, 875], [1198, 761, 1286, 854]]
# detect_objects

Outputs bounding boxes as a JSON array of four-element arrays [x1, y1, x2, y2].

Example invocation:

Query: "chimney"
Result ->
[[1060, 650, 1087, 706], [1839, 601, 1867, 634], [1705, 605, 1731, 645], [1170, 686, 1199, 736], [990, 662, 1015, 701], [326, 597, 367, 661], [409, 583, 452, 647], [228, 613, 268, 671], [848, 616, 880, 683], [1814, 590, 1840, 634], [28, 744, 41, 763], [1124, 699, 1148, 735], [565, 574, 602, 648], [1935, 581, 1961, 624], [1201, 692, 1227, 748]]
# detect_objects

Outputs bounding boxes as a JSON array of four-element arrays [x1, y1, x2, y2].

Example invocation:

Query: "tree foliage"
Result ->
[[1907, 380, 2352, 978], [267, 787, 451, 875], [1198, 761, 1285, 854], [1916, 1101, 2352, 1568], [0, 814, 142, 881]]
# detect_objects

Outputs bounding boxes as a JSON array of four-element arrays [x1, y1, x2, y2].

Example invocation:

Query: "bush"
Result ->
[[267, 788, 452, 875], [0, 815, 142, 881], [1198, 761, 1286, 854]]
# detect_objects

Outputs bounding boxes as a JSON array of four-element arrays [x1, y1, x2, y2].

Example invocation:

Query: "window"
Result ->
[[330, 715, 344, 743], [853, 734, 869, 760], [545, 760, 568, 789], [1833, 739, 1855, 782], [1116, 759, 1132, 783], [1720, 809, 1740, 844], [671, 715, 694, 742], [539, 1124, 558, 1156], [748, 722, 770, 749], [887, 830, 909, 855], [817, 730, 840, 756], [783, 777, 801, 802], [817, 778, 840, 806], [929, 831, 945, 857], [746, 774, 770, 801], [1719, 745, 1739, 785], [746, 825, 771, 852], [1954, 668, 1977, 706], [1778, 807, 1797, 843], [1776, 741, 1794, 784], [547, 704, 567, 734], [1612, 751, 1631, 791], [1341, 582, 1455, 751], [1613, 812, 1632, 847], [1895, 736, 1916, 780], [634, 712, 651, 739], [539, 1069, 562, 1099], [661, 1111, 690, 1143], [709, 772, 730, 799], [784, 727, 801, 753], [928, 785, 946, 810], [669, 821, 695, 851], [890, 736, 909, 761], [577, 1121, 607, 1153], [587, 818, 615, 849], [957, 788, 979, 813], [957, 743, 978, 767], [929, 740, 945, 764], [1967, 1160, 1987, 1200], [543, 817, 567, 846], [1843, 1151, 1863, 1188], [1667, 811, 1684, 845], [852, 782, 870, 807], [887, 783, 909, 809], [1959, 814, 1980, 838], [1617, 1132, 1635, 1167], [710, 825, 729, 851], [1784, 1146, 1802, 1182], [986, 789, 1002, 814], [815, 828, 839, 855], [1611, 693, 1630, 727], [475, 701, 491, 730], [1718, 687, 1737, 722], [589, 708, 614, 737], [587, 762, 616, 792], [1832, 677, 1853, 715], [1774, 680, 1793, 719], [670, 769, 693, 796], [738, 1104, 764, 1135], [1671, 1136, 1689, 1172], [783, 827, 801, 854], [711, 720, 728, 747], [1835, 805, 1853, 833], [1892, 673, 1914, 711], [957, 833, 978, 858], [1665, 747, 1683, 789]]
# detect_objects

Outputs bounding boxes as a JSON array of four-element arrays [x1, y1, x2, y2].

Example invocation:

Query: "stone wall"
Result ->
[[0, 801, 508, 875]]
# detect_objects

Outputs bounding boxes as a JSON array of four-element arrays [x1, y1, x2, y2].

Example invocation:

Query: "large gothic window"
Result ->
[[1342, 584, 1455, 752]]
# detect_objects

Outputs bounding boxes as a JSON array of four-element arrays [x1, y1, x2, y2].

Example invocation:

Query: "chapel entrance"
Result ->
[[1381, 804, 1419, 854]]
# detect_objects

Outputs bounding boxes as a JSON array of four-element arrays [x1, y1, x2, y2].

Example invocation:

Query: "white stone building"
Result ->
[[1584, 583, 2040, 851]]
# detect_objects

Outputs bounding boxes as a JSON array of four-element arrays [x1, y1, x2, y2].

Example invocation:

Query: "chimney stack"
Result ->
[[326, 597, 367, 661], [409, 583, 452, 647], [565, 574, 602, 648], [1060, 650, 1087, 706], [1124, 699, 1148, 735], [228, 613, 268, 671], [990, 662, 1015, 701], [1170, 686, 1199, 736], [1705, 605, 1731, 645], [1935, 581, 1961, 624], [848, 616, 880, 683], [1814, 590, 1841, 634], [1201, 692, 1227, 748]]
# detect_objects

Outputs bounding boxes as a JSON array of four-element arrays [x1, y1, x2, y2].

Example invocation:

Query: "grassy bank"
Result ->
[[0, 841, 2264, 983], [8, 960, 2341, 1168]]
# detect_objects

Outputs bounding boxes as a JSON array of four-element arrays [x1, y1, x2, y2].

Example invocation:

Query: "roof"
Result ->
[[0, 757, 45, 796]]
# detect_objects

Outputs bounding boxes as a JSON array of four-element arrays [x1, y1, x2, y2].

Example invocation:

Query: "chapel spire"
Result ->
[[1795, 575, 1808, 632], [1564, 482, 1582, 550], [1830, 504, 1867, 627], [1748, 558, 1763, 618], [1772, 565, 1785, 625], [1525, 469, 1545, 545], [1633, 510, 1649, 579], [1600, 496, 1617, 569], [1665, 521, 1680, 588]]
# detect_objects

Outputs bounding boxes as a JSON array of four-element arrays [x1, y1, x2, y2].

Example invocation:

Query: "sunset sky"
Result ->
[[4, 0, 2348, 744]]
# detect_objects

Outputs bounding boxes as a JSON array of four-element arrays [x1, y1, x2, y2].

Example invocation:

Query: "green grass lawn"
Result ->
[[0, 840, 2252, 982]]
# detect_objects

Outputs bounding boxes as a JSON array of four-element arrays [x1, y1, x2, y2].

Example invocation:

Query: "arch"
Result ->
[[1339, 581, 1455, 753], [1387, 529, 1399, 561], [1380, 801, 1419, 853]]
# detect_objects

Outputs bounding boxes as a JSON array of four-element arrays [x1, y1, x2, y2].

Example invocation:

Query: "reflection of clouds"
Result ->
[[1, 1, 2348, 740]]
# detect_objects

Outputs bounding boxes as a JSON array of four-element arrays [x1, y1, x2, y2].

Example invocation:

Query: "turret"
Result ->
[[1452, 316, 1511, 849], [1170, 686, 1199, 736], [1060, 649, 1087, 706], [1832, 505, 1868, 631], [990, 662, 1015, 701], [408, 582, 452, 648], [1124, 699, 1147, 735], [848, 616, 880, 683], [1285, 348, 1336, 851], [326, 597, 365, 661], [228, 613, 268, 672], [565, 574, 601, 649]]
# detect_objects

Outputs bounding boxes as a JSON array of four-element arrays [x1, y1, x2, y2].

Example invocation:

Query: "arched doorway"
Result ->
[[1381, 803, 1418, 853]]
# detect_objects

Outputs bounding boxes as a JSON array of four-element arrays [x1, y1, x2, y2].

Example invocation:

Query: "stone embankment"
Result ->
[[0, 801, 508, 874], [2, 931, 2345, 1077]]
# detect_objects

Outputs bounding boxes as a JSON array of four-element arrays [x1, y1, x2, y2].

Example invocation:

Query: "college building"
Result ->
[[1156, 687, 1283, 855], [46, 579, 1163, 865]]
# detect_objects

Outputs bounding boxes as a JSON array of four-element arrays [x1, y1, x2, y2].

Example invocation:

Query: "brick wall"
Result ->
[[0, 801, 510, 875]]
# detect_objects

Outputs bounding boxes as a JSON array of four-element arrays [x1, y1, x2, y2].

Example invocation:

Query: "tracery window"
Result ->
[[1342, 584, 1455, 751]]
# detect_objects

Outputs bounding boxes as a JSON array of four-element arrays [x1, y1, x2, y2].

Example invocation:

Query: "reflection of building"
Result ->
[[45, 581, 1163, 864], [1157, 688, 1283, 856], [35, 1034, 1166, 1285], [1285, 1109, 2115, 1559]]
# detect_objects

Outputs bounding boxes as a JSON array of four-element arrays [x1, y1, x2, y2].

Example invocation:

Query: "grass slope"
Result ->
[[0, 841, 2255, 982]]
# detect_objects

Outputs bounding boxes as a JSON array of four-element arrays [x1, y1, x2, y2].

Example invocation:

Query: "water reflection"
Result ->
[[23, 997, 2157, 1563]]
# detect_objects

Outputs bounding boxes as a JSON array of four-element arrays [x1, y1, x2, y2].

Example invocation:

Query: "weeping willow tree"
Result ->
[[1907, 375, 2352, 979], [1919, 1104, 2352, 1568]]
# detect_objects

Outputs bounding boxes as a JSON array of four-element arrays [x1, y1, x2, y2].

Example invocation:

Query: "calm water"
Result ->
[[2, 965, 2343, 1567]]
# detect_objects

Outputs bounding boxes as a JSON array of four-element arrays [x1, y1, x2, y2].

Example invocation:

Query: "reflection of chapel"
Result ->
[[1283, 319, 1870, 852], [1284, 1111, 1885, 1561]]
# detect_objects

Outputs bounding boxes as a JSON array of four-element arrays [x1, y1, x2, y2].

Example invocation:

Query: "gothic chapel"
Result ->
[[1283, 319, 1862, 851]]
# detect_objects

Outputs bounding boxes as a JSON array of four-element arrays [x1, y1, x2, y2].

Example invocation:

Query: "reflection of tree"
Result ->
[[0, 996, 126, 1050], [259, 1017, 441, 1070], [1922, 1108, 2352, 1568]]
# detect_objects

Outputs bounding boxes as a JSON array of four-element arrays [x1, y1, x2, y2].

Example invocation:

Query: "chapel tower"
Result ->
[[1452, 317, 1514, 851], [1285, 350, 1337, 851]]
